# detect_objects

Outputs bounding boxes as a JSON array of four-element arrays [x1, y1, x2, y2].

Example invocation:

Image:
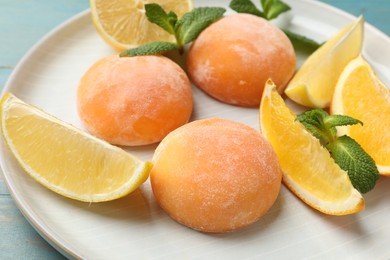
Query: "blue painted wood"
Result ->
[[0, 196, 66, 259], [0, 1, 89, 258], [0, 0, 389, 258], [0, 0, 89, 90], [319, 0, 390, 35]]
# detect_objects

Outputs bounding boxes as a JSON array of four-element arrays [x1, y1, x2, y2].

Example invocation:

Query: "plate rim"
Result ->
[[0, 9, 91, 259], [1, 1, 390, 258]]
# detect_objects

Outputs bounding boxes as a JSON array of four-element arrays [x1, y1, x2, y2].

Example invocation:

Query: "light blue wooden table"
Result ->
[[0, 0, 389, 259]]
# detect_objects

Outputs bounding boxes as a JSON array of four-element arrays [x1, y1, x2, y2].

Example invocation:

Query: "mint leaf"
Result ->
[[229, 0, 290, 20], [229, 0, 319, 54], [297, 109, 363, 146], [229, 0, 264, 17], [176, 7, 226, 45], [282, 29, 322, 54], [298, 108, 379, 193], [120, 42, 179, 57], [145, 3, 177, 34], [324, 114, 363, 129], [297, 108, 328, 127], [261, 0, 290, 20], [297, 108, 335, 145], [327, 136, 379, 194], [120, 5, 225, 57]]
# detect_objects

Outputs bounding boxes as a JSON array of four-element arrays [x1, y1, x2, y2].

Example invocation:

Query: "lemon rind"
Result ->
[[89, 0, 193, 52], [1, 93, 151, 203], [285, 16, 364, 108]]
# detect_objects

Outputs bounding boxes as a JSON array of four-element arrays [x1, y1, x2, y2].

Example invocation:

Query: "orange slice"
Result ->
[[331, 55, 390, 176], [260, 80, 364, 215]]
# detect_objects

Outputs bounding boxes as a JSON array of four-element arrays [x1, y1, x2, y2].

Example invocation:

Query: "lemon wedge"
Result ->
[[260, 80, 364, 215], [90, 0, 193, 52], [285, 16, 364, 108], [0, 93, 152, 202]]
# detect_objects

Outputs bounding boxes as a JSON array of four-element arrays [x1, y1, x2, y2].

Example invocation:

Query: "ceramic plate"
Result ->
[[1, 0, 390, 259]]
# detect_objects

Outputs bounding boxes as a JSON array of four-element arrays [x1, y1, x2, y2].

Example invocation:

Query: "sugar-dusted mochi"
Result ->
[[77, 54, 193, 146], [187, 13, 296, 107], [150, 118, 282, 233]]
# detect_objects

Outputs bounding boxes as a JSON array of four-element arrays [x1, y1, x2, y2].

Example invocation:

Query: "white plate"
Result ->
[[1, 0, 390, 259]]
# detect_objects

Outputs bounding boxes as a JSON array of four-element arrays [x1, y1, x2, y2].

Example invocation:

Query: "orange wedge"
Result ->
[[331, 55, 390, 176], [260, 80, 364, 215]]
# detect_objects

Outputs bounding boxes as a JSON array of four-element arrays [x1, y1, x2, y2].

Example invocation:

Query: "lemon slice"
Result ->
[[285, 16, 364, 108], [260, 80, 364, 215], [331, 55, 390, 176], [90, 0, 193, 52], [0, 93, 152, 202]]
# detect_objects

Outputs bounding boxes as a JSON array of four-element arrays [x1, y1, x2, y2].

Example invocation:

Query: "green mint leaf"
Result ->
[[176, 7, 226, 45], [145, 3, 178, 34], [327, 135, 379, 194], [119, 42, 179, 57], [298, 108, 379, 194], [261, 0, 291, 20], [297, 109, 364, 146], [297, 109, 335, 145], [282, 29, 322, 54], [324, 114, 363, 129], [228, 0, 319, 53], [229, 0, 264, 17]]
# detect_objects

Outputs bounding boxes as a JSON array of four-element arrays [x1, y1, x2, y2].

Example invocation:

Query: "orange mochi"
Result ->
[[150, 118, 282, 233], [187, 13, 296, 107], [77, 54, 193, 146]]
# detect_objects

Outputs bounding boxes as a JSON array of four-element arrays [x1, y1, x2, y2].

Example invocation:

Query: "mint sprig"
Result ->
[[120, 4, 226, 57], [145, 4, 178, 34], [175, 7, 226, 46], [229, 0, 321, 53], [120, 42, 179, 57], [297, 108, 379, 194], [229, 0, 290, 20], [261, 0, 291, 20], [229, 0, 264, 17], [327, 136, 378, 194], [282, 29, 323, 54]]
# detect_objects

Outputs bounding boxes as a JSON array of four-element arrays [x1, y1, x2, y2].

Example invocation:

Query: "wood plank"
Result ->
[[0, 196, 66, 259], [0, 0, 389, 258], [0, 1, 88, 258], [320, 0, 390, 35], [0, 0, 89, 66]]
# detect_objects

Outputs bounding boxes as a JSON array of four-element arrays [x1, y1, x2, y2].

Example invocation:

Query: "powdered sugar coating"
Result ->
[[151, 118, 282, 233], [187, 13, 296, 107], [77, 54, 193, 146]]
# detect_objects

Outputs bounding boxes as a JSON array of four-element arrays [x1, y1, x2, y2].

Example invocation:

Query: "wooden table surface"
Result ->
[[0, 0, 389, 259]]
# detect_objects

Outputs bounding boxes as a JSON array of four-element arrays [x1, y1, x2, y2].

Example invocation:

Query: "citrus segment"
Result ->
[[285, 16, 364, 108], [331, 55, 390, 176], [90, 0, 193, 52], [0, 93, 152, 202], [260, 80, 364, 215]]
